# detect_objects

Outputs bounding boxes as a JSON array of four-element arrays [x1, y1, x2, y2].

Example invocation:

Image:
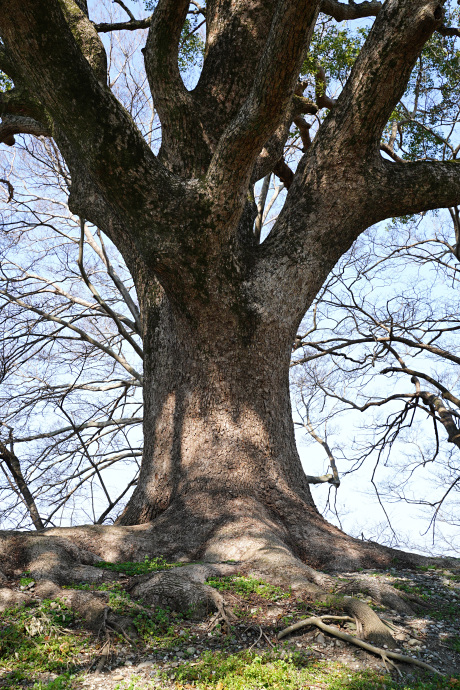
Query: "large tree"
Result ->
[[1, 0, 460, 643]]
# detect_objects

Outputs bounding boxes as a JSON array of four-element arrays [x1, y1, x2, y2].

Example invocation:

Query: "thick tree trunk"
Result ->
[[118, 294, 318, 542], [113, 292, 418, 575], [0, 277, 429, 651]]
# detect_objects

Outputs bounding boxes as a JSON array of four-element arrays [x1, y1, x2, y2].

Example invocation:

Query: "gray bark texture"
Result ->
[[0, 0, 456, 580]]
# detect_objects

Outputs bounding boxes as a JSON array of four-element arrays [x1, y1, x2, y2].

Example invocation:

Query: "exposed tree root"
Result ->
[[195, 515, 397, 647], [334, 573, 431, 615], [0, 496, 436, 574], [313, 594, 396, 647], [0, 508, 447, 674], [0, 529, 120, 584], [33, 579, 138, 640], [277, 615, 443, 677], [94, 636, 111, 674], [130, 563, 237, 623], [0, 587, 34, 611]]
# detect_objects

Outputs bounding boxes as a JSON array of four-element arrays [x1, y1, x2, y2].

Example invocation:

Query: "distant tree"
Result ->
[[289, 18, 460, 552], [0, 25, 148, 528], [293, 216, 460, 552]]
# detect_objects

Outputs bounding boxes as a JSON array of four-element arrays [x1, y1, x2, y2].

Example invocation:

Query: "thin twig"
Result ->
[[248, 625, 263, 651]]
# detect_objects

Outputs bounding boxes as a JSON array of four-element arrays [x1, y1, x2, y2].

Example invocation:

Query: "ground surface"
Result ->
[[1, 559, 459, 690]]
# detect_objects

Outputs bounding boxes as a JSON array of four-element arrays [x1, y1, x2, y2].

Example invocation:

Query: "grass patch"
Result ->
[[93, 555, 173, 577], [4, 563, 459, 690], [0, 599, 87, 689], [64, 581, 179, 645], [206, 575, 290, 601], [162, 649, 459, 690], [430, 601, 459, 622], [31, 674, 75, 689], [450, 635, 460, 653], [392, 580, 432, 600]]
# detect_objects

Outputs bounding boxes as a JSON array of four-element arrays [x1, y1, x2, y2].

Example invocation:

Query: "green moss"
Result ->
[[94, 555, 173, 576], [206, 574, 290, 601]]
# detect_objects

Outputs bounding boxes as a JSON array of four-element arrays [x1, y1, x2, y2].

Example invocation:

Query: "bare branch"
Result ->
[[418, 391, 460, 448], [14, 417, 142, 443], [112, 0, 135, 22], [0, 177, 13, 201], [381, 366, 460, 409], [273, 158, 294, 189], [77, 219, 143, 358], [293, 116, 312, 152], [292, 333, 460, 369], [301, 420, 340, 487], [85, 227, 141, 334], [437, 24, 460, 38], [0, 439, 44, 529], [96, 476, 138, 524], [304, 473, 337, 484], [380, 141, 406, 164], [320, 0, 381, 21], [94, 16, 152, 33], [0, 288, 143, 382]]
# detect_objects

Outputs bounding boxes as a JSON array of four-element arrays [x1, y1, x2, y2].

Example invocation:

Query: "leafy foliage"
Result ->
[[0, 71, 12, 92], [383, 7, 460, 161], [144, 1, 204, 71], [298, 3, 460, 167], [302, 21, 364, 84], [178, 16, 205, 71]]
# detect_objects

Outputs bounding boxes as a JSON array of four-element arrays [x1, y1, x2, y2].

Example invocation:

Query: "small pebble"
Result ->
[[137, 660, 154, 669]]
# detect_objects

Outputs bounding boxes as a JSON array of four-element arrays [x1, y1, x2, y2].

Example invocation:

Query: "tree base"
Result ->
[[0, 502, 443, 652], [3, 496, 426, 572]]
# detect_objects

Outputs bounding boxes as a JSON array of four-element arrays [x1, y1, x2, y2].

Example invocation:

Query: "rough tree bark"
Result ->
[[0, 0, 458, 647]]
